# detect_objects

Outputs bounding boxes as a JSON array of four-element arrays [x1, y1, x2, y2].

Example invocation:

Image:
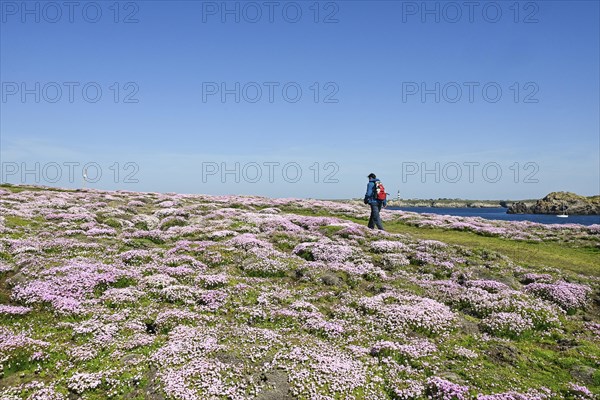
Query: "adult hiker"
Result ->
[[364, 173, 387, 230]]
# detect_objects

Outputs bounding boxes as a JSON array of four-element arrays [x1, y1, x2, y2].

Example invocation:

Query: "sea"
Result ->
[[386, 207, 600, 226]]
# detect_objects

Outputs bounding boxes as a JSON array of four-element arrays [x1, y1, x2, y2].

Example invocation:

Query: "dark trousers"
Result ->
[[368, 202, 384, 230]]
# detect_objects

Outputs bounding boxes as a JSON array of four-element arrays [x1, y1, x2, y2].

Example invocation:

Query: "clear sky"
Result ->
[[1, 0, 599, 199]]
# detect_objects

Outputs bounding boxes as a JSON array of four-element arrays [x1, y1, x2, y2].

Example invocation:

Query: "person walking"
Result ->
[[364, 173, 387, 230]]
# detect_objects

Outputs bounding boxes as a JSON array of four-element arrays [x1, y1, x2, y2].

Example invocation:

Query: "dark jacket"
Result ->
[[364, 178, 387, 206]]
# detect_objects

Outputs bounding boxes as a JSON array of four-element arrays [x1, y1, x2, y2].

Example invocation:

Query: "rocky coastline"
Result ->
[[507, 192, 600, 215], [384, 199, 509, 208]]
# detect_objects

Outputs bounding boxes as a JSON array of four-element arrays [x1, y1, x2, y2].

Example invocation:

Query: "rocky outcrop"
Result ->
[[507, 192, 600, 215], [506, 202, 534, 214]]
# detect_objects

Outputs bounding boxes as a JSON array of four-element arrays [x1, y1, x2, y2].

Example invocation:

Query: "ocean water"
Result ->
[[386, 207, 600, 226]]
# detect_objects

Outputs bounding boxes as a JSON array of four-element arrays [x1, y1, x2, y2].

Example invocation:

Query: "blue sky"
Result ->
[[1, 0, 599, 199]]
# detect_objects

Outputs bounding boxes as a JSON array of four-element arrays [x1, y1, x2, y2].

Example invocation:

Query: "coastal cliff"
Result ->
[[507, 192, 600, 215]]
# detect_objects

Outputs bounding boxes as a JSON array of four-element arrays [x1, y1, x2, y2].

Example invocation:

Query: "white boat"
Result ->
[[557, 201, 568, 218]]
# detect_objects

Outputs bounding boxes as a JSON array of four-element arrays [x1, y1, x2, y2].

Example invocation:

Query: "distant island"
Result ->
[[507, 192, 600, 215]]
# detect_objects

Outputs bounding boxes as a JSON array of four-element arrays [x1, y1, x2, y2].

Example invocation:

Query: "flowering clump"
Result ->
[[127, 200, 145, 207], [370, 240, 409, 253], [392, 379, 426, 399], [326, 261, 387, 278], [242, 258, 291, 277], [163, 254, 206, 270], [85, 227, 117, 236], [0, 305, 32, 315], [425, 280, 562, 331], [150, 325, 255, 398], [26, 385, 66, 400], [524, 281, 591, 312], [335, 224, 366, 238], [122, 332, 156, 351], [521, 273, 554, 284], [67, 372, 104, 394], [227, 233, 273, 250], [455, 346, 478, 359], [140, 273, 178, 291], [566, 383, 595, 399], [426, 376, 470, 400], [101, 287, 144, 304], [119, 249, 155, 265], [270, 342, 370, 398], [195, 273, 229, 288], [0, 264, 13, 273], [155, 308, 203, 331], [381, 253, 411, 269], [207, 229, 237, 239], [197, 289, 228, 311], [131, 214, 159, 230], [45, 212, 93, 222], [303, 315, 345, 337], [418, 239, 449, 250], [359, 292, 456, 335], [71, 318, 119, 347], [370, 338, 437, 359], [11, 259, 137, 314], [293, 241, 354, 263], [68, 344, 98, 361], [151, 325, 223, 365], [159, 285, 198, 304], [465, 279, 510, 293], [0, 327, 49, 362], [476, 389, 554, 399], [585, 322, 600, 340], [480, 312, 534, 338]]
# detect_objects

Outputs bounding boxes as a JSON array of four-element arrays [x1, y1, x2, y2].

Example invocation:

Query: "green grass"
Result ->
[[0, 183, 77, 193], [383, 221, 600, 278], [285, 208, 600, 278], [3, 215, 45, 230]]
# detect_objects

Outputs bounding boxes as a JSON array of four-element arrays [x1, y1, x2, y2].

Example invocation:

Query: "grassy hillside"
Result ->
[[0, 184, 598, 399]]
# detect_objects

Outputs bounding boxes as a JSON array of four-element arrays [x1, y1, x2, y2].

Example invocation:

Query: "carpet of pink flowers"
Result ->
[[0, 186, 598, 399]]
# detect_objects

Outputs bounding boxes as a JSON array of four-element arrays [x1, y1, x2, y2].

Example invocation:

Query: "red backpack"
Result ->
[[374, 181, 387, 201]]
